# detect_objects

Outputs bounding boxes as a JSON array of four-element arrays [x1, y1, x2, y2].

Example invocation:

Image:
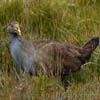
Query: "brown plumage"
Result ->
[[7, 21, 99, 90]]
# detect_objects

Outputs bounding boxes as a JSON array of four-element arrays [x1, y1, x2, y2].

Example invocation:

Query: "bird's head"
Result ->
[[7, 21, 21, 36]]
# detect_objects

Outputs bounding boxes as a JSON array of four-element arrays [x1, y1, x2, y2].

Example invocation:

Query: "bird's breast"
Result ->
[[10, 39, 22, 66]]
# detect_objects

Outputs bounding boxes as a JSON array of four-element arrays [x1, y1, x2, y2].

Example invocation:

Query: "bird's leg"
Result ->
[[61, 74, 69, 91], [29, 65, 38, 76], [61, 67, 69, 91]]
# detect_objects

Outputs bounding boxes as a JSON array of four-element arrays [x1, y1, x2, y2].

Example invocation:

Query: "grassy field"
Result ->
[[0, 0, 100, 99]]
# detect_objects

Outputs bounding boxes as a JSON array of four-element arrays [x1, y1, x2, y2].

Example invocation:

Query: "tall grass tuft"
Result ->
[[0, 0, 100, 99]]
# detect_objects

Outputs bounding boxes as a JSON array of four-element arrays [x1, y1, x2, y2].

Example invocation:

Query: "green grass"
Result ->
[[0, 0, 100, 99]]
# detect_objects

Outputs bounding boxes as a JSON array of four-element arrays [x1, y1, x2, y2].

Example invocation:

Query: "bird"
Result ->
[[7, 21, 99, 90]]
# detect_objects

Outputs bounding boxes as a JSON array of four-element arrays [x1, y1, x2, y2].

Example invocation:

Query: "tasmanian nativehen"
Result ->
[[7, 21, 99, 90]]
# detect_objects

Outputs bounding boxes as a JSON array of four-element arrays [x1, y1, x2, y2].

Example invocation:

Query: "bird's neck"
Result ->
[[9, 32, 21, 43]]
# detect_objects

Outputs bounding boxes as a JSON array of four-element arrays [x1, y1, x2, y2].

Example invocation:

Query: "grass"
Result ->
[[0, 0, 100, 99]]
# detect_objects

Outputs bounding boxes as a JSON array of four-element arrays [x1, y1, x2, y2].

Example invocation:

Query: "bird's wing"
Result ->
[[32, 40, 84, 72]]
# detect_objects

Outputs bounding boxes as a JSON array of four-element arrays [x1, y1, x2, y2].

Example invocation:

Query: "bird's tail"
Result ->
[[82, 37, 99, 52], [79, 37, 99, 64]]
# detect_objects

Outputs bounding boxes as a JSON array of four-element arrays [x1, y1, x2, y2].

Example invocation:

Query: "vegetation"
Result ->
[[0, 0, 100, 99]]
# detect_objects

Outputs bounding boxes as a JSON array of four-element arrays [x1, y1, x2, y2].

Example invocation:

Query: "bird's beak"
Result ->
[[18, 27, 21, 35], [14, 27, 21, 35]]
